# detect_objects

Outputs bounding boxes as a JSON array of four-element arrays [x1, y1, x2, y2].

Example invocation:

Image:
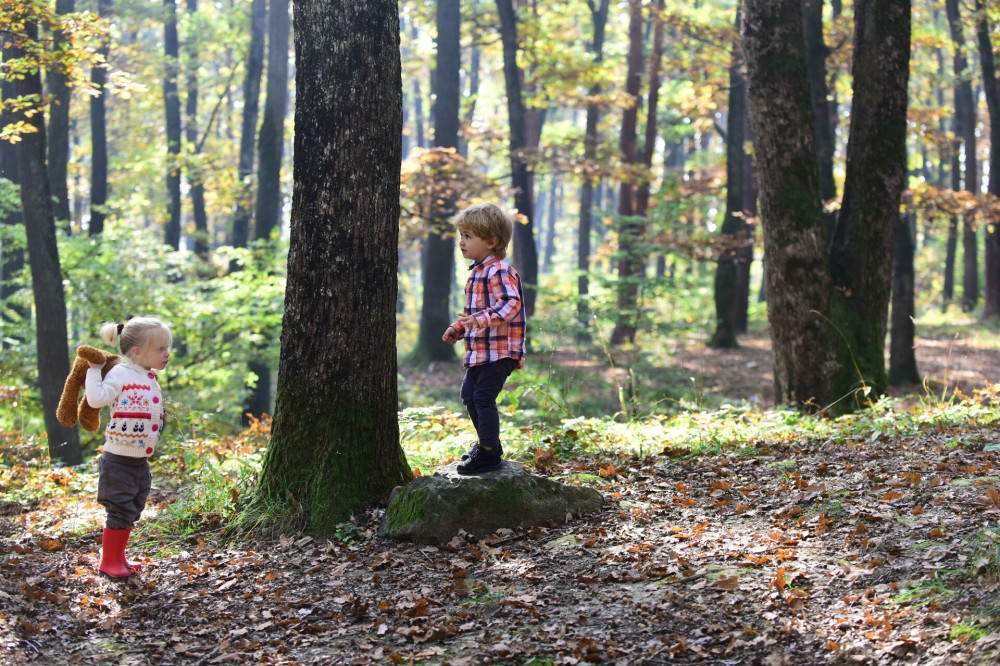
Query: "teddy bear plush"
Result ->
[[57, 345, 123, 432]]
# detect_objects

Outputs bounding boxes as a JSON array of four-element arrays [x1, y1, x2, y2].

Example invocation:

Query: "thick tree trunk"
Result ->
[[978, 0, 1000, 319], [255, 0, 411, 532], [164, 0, 183, 249], [889, 215, 920, 385], [576, 0, 610, 343], [412, 0, 460, 367], [89, 0, 111, 237], [230, 0, 266, 259], [609, 0, 644, 346], [185, 0, 209, 258], [802, 0, 836, 205], [496, 0, 538, 320], [11, 23, 81, 464], [47, 0, 74, 227], [735, 108, 758, 334], [743, 0, 910, 410], [710, 4, 747, 349]]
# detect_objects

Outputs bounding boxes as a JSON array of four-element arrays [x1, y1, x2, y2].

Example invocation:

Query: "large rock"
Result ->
[[381, 461, 604, 544]]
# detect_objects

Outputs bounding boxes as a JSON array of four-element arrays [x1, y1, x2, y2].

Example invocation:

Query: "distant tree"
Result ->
[[976, 0, 1000, 319], [946, 0, 979, 312], [164, 0, 183, 249], [411, 0, 460, 367], [252, 0, 411, 531], [1, 50, 26, 343], [710, 4, 747, 350], [46, 0, 74, 227], [496, 0, 538, 319], [89, 0, 111, 236], [243, 0, 289, 421], [185, 0, 209, 258], [230, 0, 266, 258], [889, 214, 920, 385], [10, 20, 81, 463], [609, 0, 643, 345], [576, 0, 610, 343], [742, 0, 910, 411]]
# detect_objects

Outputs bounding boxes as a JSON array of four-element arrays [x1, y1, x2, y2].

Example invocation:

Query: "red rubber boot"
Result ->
[[99, 528, 133, 578], [124, 528, 142, 572]]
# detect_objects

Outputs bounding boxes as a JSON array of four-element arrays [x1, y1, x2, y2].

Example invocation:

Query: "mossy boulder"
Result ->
[[381, 461, 604, 544]]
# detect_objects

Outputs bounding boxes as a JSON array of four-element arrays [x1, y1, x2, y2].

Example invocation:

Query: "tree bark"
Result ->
[[889, 214, 920, 385], [254, 0, 411, 532], [11, 22, 81, 464], [230, 0, 266, 259], [164, 0, 183, 249], [710, 3, 747, 349], [608, 0, 644, 346], [1, 50, 26, 344], [89, 0, 111, 237], [576, 0, 610, 343], [743, 0, 910, 411], [975, 0, 1000, 319], [496, 0, 538, 320], [802, 0, 836, 205], [412, 0, 460, 367]]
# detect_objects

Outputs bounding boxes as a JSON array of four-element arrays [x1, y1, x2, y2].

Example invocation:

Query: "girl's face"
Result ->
[[459, 229, 496, 263], [132, 330, 171, 371]]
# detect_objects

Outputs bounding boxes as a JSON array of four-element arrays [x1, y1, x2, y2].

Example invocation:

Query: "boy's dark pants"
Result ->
[[98, 453, 151, 530], [461, 358, 517, 447]]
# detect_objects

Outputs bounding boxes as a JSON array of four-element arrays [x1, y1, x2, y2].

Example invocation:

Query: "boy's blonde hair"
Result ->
[[454, 202, 514, 260], [100, 316, 172, 361]]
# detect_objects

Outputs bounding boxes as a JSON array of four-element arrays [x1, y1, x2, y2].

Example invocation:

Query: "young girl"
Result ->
[[85, 316, 171, 578]]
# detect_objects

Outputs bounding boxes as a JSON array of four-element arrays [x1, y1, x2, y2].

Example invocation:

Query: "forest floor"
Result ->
[[2, 332, 1000, 665]]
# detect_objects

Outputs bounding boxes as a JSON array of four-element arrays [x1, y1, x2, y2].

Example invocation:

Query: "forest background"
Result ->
[[2, 0, 1000, 663]]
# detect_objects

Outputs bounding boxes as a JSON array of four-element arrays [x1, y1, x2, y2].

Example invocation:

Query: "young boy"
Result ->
[[442, 202, 526, 475]]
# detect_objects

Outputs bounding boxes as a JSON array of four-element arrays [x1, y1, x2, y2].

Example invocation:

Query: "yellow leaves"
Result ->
[[598, 463, 617, 477]]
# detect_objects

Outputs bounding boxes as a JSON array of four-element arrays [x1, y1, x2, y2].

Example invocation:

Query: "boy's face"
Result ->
[[458, 228, 497, 263]]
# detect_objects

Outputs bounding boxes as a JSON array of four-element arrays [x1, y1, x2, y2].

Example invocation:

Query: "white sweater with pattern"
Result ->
[[85, 360, 164, 458]]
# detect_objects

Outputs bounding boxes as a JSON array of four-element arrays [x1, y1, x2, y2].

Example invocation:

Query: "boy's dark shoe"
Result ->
[[461, 442, 503, 461], [457, 445, 503, 475]]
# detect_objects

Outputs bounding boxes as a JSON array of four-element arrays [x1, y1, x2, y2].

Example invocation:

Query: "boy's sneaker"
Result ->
[[457, 445, 503, 475], [461, 442, 503, 461]]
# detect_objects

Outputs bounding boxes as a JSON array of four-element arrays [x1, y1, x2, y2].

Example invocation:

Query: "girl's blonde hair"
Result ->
[[100, 317, 172, 361], [454, 202, 515, 260]]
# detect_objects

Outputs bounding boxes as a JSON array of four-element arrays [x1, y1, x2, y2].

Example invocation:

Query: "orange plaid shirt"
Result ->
[[450, 255, 526, 368]]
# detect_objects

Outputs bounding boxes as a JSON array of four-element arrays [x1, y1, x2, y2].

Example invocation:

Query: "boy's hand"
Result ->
[[458, 314, 481, 330], [442, 326, 462, 344]]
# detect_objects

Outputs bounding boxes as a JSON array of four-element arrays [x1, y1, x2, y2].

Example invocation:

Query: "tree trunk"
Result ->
[[576, 0, 610, 343], [164, 0, 183, 249], [735, 106, 758, 333], [609, 0, 644, 346], [496, 0, 538, 320], [254, 0, 411, 532], [543, 176, 558, 272], [184, 0, 209, 258], [47, 0, 74, 228], [946, 0, 979, 312], [89, 0, 111, 237], [977, 0, 1000, 319], [743, 0, 910, 411], [802, 0, 836, 205], [710, 3, 747, 349], [11, 22, 81, 464], [889, 214, 920, 385], [230, 0, 266, 260], [412, 0, 460, 367]]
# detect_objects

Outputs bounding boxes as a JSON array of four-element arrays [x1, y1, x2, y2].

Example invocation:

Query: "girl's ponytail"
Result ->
[[99, 321, 121, 347]]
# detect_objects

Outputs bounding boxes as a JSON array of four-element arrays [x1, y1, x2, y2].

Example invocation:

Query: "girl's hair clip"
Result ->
[[116, 323, 124, 335]]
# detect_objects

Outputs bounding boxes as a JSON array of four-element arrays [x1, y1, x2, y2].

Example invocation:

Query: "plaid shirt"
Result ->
[[451, 255, 526, 368]]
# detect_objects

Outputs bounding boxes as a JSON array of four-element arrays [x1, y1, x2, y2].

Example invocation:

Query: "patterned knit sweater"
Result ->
[[85, 360, 164, 458]]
